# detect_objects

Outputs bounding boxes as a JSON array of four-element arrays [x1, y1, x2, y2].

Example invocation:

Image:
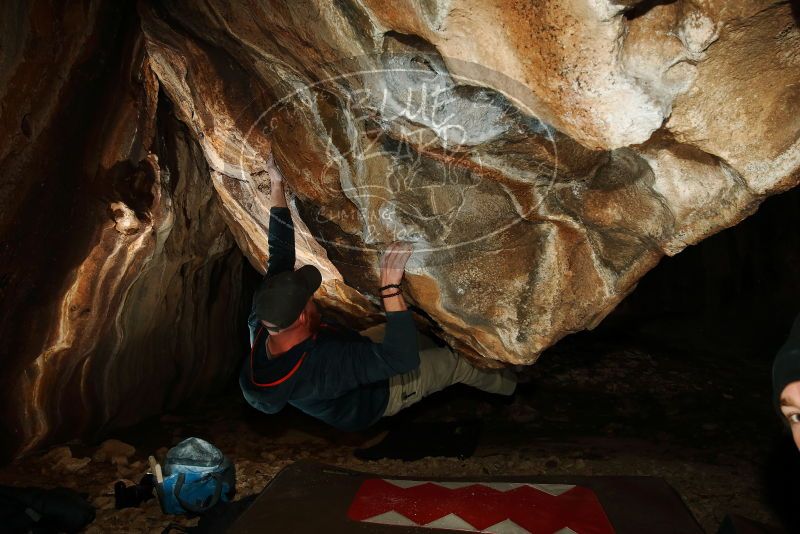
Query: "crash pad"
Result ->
[[228, 461, 703, 533]]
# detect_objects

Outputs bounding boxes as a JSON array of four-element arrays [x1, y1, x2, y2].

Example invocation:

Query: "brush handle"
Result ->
[[148, 455, 164, 484]]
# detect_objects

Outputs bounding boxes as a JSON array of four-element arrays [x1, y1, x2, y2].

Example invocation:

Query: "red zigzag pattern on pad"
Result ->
[[347, 478, 615, 533]]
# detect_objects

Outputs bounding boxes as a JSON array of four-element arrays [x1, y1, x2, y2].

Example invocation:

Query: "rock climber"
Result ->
[[239, 151, 516, 431], [773, 313, 800, 450]]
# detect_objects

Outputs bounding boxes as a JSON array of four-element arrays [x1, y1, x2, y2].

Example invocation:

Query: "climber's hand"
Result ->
[[266, 116, 280, 174], [380, 241, 413, 287], [266, 149, 288, 207]]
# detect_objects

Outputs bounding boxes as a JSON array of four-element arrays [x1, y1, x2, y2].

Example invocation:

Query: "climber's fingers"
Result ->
[[380, 241, 413, 273]]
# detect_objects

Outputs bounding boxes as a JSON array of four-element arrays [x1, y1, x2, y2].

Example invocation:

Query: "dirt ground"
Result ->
[[0, 332, 796, 533]]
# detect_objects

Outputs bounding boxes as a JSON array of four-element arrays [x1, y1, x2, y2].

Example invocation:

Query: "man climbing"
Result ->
[[239, 152, 516, 431]]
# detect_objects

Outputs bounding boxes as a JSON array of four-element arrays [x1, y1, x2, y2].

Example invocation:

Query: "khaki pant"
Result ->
[[359, 324, 517, 417]]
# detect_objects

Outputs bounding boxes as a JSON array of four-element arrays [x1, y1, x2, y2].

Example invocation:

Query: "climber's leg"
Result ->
[[383, 344, 517, 417]]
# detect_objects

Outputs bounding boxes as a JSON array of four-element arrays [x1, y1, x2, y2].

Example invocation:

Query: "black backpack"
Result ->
[[0, 485, 95, 533]]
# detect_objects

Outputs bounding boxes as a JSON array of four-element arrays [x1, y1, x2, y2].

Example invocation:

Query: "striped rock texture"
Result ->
[[1, 0, 798, 456]]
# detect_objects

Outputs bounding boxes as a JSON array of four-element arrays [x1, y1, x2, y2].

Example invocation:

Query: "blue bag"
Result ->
[[156, 437, 236, 515]]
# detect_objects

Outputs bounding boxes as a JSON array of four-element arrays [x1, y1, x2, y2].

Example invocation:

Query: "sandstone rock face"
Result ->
[[1, 0, 798, 456], [0, 2, 245, 458], [139, 0, 798, 363]]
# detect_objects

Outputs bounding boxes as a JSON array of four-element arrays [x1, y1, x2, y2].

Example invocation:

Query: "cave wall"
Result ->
[[0, 0, 798, 458], [0, 2, 246, 459]]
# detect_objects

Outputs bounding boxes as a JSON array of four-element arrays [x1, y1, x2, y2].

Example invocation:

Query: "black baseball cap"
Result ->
[[253, 265, 322, 330]]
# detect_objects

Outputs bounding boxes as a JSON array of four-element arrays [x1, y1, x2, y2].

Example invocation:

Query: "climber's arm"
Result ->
[[248, 153, 294, 343], [307, 242, 419, 398], [268, 151, 288, 209], [265, 152, 293, 278], [379, 242, 411, 312]]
